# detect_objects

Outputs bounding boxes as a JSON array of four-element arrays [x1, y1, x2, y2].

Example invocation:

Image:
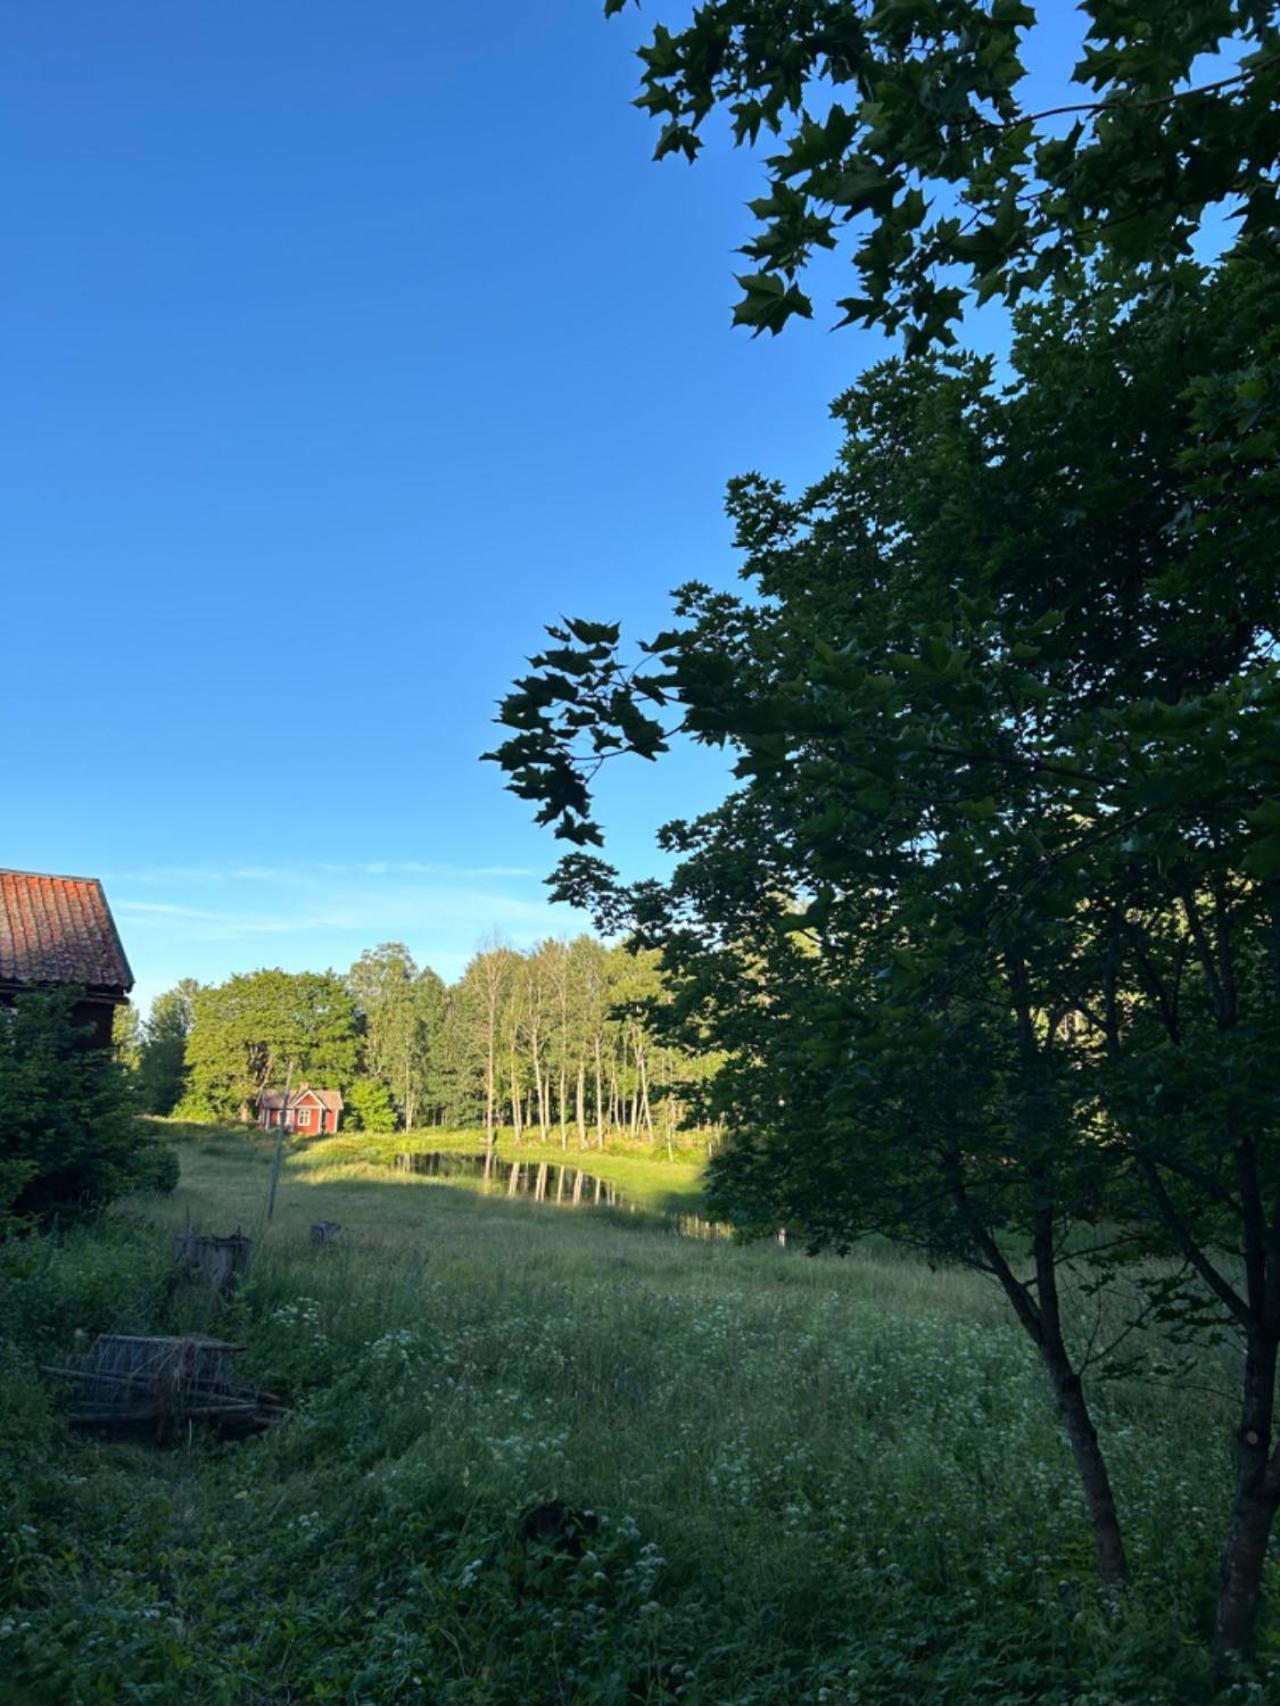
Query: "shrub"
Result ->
[[343, 1077, 398, 1132], [124, 1135, 180, 1196], [0, 990, 171, 1226]]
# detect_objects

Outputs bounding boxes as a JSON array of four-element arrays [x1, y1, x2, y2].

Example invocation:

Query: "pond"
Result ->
[[392, 1150, 734, 1241], [394, 1150, 626, 1207]]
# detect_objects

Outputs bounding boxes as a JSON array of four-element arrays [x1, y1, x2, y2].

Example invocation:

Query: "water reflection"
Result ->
[[392, 1150, 733, 1241], [395, 1149, 624, 1207]]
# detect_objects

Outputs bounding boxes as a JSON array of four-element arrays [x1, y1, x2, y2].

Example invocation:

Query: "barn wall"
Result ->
[[0, 988, 118, 1049]]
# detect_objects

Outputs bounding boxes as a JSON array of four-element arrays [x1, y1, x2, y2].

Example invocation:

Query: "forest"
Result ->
[[4, 1, 1280, 1697], [114, 940, 718, 1148]]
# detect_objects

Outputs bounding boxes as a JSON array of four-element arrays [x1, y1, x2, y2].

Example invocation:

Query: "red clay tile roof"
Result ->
[[0, 869, 133, 994]]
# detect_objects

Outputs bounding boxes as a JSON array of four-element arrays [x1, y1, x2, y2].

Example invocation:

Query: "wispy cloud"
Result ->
[[109, 859, 539, 885], [117, 888, 561, 940], [112, 858, 582, 1013]]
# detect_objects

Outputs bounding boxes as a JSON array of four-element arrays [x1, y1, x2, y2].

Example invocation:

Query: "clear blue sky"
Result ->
[[2, 1, 1084, 1010]]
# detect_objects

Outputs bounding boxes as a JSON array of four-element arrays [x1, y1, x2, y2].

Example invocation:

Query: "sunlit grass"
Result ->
[[142, 1115, 708, 1219], [0, 1131, 1262, 1701]]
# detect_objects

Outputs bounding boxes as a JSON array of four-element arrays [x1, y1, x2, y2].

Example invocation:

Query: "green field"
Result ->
[[0, 1130, 1267, 1702]]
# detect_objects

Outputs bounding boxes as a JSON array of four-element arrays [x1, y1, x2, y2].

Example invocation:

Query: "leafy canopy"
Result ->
[[606, 0, 1279, 342], [181, 969, 359, 1119]]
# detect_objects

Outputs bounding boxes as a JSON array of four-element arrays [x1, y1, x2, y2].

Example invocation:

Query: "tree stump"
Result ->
[[171, 1231, 253, 1296], [310, 1220, 342, 1246]]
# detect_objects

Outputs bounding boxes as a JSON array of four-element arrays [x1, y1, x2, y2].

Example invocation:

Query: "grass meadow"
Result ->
[[0, 1125, 1274, 1703]]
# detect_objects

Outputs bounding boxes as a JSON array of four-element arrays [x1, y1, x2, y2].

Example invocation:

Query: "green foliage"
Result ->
[[110, 1004, 141, 1073], [183, 969, 359, 1119], [347, 944, 450, 1128], [0, 990, 175, 1226], [493, 253, 1280, 1647], [136, 981, 198, 1116], [439, 936, 718, 1148], [343, 1076, 398, 1133], [606, 0, 1280, 344], [125, 1133, 181, 1196], [125, 943, 709, 1149]]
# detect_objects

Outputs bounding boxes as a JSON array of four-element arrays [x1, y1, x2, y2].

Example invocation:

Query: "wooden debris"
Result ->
[[309, 1220, 342, 1246], [45, 1333, 286, 1443]]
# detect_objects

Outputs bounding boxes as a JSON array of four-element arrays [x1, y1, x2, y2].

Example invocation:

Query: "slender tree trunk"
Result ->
[[576, 1059, 587, 1148], [1215, 1330, 1280, 1664], [948, 1148, 1128, 1589], [558, 1066, 568, 1149], [510, 1055, 523, 1146], [535, 1045, 550, 1142], [1039, 1340, 1128, 1585], [637, 1044, 655, 1144], [593, 1035, 605, 1148], [1029, 1195, 1128, 1587], [485, 1026, 496, 1150], [629, 1034, 640, 1138]]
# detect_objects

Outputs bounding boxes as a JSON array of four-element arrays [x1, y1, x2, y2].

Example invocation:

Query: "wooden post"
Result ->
[[265, 1063, 293, 1224]]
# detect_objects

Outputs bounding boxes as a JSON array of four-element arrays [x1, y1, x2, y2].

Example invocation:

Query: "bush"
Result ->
[[169, 1090, 224, 1124], [124, 1136, 180, 1196], [0, 990, 170, 1226], [343, 1077, 398, 1132]]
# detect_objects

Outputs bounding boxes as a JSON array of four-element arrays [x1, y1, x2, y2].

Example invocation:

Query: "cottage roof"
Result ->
[[0, 869, 133, 995], [258, 1082, 344, 1112]]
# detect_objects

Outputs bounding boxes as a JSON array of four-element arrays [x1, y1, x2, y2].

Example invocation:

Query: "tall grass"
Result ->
[[0, 1134, 1272, 1702]]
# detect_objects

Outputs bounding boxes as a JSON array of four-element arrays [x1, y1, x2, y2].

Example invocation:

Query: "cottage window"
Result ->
[[298, 1107, 311, 1128]]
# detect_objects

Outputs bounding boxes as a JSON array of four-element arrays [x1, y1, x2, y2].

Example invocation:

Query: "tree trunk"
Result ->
[[949, 1146, 1129, 1592], [1214, 1330, 1280, 1665], [1029, 1193, 1128, 1590], [402, 1037, 415, 1133], [608, 1053, 620, 1132], [637, 1041, 655, 1143], [484, 1029, 496, 1149], [536, 1052, 551, 1142], [1041, 1348, 1128, 1587], [510, 1055, 523, 1146], [576, 1059, 587, 1148], [1216, 1481, 1280, 1666], [593, 1036, 605, 1148], [629, 1036, 640, 1137]]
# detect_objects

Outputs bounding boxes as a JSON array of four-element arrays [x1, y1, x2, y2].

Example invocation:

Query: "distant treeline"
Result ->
[[116, 939, 718, 1146]]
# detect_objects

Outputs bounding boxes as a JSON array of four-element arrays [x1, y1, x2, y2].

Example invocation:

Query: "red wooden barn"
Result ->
[[0, 868, 134, 1047], [256, 1083, 343, 1136]]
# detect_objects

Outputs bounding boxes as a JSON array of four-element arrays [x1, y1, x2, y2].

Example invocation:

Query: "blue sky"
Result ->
[[2, 2, 1087, 1010]]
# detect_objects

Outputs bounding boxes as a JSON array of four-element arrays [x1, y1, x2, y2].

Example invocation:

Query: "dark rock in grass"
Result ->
[[516, 1500, 600, 1556]]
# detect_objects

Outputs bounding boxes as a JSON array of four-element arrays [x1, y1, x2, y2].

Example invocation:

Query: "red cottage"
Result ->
[[0, 868, 134, 1047], [256, 1083, 343, 1137]]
